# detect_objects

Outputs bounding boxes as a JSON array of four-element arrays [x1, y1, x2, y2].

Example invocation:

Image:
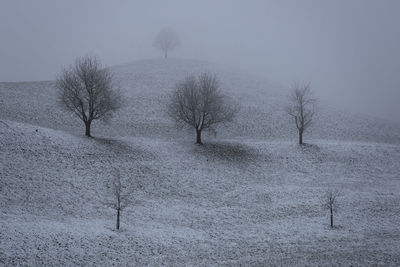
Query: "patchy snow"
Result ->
[[1, 59, 400, 143], [1, 59, 400, 265], [1, 118, 399, 265]]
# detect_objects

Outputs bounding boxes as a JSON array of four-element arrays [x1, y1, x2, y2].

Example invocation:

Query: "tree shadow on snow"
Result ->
[[92, 137, 154, 160], [298, 143, 322, 153], [194, 142, 259, 164]]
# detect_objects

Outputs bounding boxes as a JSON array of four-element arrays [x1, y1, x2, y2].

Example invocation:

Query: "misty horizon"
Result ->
[[1, 0, 400, 123]]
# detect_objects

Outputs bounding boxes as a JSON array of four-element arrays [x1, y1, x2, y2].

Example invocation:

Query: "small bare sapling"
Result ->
[[104, 169, 141, 230], [322, 188, 341, 228]]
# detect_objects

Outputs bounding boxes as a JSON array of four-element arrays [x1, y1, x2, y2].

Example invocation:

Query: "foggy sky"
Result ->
[[1, 0, 400, 122]]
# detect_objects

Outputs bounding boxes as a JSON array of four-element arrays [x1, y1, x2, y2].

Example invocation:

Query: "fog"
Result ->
[[1, 0, 399, 122]]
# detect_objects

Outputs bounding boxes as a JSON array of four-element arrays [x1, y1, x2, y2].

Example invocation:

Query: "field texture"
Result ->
[[1, 59, 400, 265]]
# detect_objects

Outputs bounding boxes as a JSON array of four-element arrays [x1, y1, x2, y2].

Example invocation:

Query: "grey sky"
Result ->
[[1, 0, 399, 121]]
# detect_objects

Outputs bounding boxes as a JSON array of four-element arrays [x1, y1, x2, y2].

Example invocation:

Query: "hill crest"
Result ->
[[0, 58, 399, 143]]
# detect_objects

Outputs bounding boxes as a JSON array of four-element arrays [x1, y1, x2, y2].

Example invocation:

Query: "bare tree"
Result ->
[[322, 189, 341, 228], [168, 73, 239, 144], [56, 55, 121, 137], [286, 82, 317, 145], [104, 169, 141, 230], [153, 27, 180, 58]]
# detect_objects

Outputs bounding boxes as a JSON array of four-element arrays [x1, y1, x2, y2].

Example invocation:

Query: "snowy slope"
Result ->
[[1, 58, 399, 143], [1, 120, 400, 265], [1, 59, 400, 265]]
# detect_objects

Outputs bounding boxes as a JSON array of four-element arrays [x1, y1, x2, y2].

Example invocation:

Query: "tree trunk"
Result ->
[[330, 209, 333, 228], [85, 121, 91, 137], [196, 129, 202, 145], [116, 208, 120, 230], [299, 130, 303, 145]]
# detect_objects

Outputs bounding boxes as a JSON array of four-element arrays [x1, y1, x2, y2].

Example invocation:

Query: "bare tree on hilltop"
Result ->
[[56, 55, 121, 137], [168, 73, 239, 144], [286, 82, 317, 145], [153, 27, 180, 58]]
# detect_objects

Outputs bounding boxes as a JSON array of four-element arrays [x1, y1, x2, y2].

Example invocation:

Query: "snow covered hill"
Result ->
[[1, 59, 400, 265], [1, 58, 399, 143], [1, 119, 400, 265]]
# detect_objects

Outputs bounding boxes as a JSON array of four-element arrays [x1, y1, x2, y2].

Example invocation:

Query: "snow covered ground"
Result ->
[[1, 59, 400, 143], [1, 119, 399, 265], [1, 59, 400, 265]]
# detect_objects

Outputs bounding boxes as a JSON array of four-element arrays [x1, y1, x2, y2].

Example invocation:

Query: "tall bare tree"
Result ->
[[56, 55, 121, 137], [153, 27, 180, 58], [286, 82, 317, 144], [322, 189, 341, 228], [168, 73, 239, 144]]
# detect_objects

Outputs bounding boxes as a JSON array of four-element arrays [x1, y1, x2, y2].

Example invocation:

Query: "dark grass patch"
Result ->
[[92, 137, 154, 160], [193, 142, 259, 164]]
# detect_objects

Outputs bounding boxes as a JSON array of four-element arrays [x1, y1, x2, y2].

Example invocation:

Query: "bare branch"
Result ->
[[321, 188, 341, 228], [55, 55, 122, 137], [286, 81, 317, 144], [153, 27, 180, 58], [167, 73, 239, 144], [103, 167, 142, 230]]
